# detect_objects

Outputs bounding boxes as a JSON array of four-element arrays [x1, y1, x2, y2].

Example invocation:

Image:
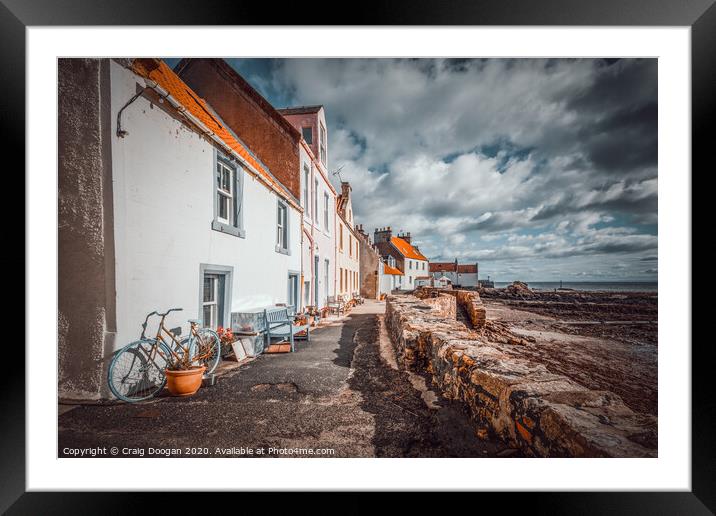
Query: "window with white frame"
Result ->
[[319, 122, 327, 166], [314, 179, 319, 222], [288, 272, 300, 311], [203, 274, 219, 328], [199, 265, 232, 330], [217, 162, 233, 225], [323, 192, 330, 230], [276, 200, 289, 254], [212, 154, 244, 237]]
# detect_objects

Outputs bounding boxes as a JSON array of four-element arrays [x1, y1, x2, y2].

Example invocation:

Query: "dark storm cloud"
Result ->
[[566, 59, 658, 174]]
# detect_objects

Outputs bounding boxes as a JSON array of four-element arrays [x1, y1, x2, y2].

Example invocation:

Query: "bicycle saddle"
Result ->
[[188, 319, 202, 325]]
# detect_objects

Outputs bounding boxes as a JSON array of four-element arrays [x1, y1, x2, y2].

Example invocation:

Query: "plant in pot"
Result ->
[[217, 326, 236, 358], [164, 344, 212, 397], [293, 313, 308, 326], [306, 305, 321, 326]]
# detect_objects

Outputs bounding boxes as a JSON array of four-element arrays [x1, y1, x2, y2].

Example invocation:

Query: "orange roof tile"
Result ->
[[390, 237, 428, 261], [430, 262, 477, 273], [130, 59, 299, 211], [383, 264, 403, 275]]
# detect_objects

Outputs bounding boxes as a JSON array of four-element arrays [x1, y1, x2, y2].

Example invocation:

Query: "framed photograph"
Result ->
[[6, 0, 708, 509]]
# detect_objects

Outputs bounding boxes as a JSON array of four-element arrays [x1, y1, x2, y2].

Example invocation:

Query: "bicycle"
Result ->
[[107, 308, 221, 403]]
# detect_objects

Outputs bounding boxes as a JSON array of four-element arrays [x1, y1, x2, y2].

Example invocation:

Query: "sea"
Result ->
[[492, 281, 658, 292]]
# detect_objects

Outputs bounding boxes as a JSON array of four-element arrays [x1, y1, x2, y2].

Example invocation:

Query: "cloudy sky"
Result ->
[[171, 58, 658, 282]]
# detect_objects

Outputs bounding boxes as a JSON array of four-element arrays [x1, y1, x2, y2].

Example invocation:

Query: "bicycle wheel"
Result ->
[[184, 328, 221, 374], [107, 339, 172, 402]]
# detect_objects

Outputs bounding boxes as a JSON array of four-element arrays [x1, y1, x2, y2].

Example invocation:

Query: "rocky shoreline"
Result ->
[[479, 283, 657, 347]]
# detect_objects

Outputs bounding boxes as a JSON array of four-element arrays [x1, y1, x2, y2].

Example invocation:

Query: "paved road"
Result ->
[[59, 301, 509, 458]]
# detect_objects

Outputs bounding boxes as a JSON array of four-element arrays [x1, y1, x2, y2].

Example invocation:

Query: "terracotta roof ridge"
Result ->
[[390, 236, 428, 261]]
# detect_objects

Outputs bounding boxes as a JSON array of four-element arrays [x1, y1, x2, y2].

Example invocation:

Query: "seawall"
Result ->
[[385, 293, 657, 457]]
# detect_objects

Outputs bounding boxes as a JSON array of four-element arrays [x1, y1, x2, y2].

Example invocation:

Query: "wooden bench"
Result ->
[[326, 295, 346, 316], [264, 307, 310, 353]]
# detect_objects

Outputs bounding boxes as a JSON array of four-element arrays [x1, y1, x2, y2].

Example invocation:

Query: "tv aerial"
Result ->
[[331, 164, 346, 182]]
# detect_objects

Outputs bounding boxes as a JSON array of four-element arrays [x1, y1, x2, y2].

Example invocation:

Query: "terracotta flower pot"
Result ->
[[165, 366, 206, 396]]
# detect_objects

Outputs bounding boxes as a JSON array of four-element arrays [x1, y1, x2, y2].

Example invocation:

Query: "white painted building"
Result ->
[[374, 228, 429, 291], [380, 256, 404, 294], [415, 275, 452, 288], [58, 58, 304, 399], [279, 106, 338, 311]]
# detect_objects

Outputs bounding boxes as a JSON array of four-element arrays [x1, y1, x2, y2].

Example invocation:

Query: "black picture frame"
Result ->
[[3, 0, 708, 510]]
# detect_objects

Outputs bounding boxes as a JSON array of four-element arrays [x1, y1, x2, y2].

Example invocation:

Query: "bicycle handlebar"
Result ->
[[157, 308, 183, 316], [140, 308, 183, 338]]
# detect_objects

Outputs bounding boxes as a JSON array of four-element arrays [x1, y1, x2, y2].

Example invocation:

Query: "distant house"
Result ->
[[58, 58, 302, 400], [380, 256, 404, 293], [415, 275, 451, 288], [429, 261, 479, 287], [374, 227, 429, 290], [435, 276, 453, 288]]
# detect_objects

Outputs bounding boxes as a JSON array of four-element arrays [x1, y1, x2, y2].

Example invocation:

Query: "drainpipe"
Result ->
[[310, 161, 316, 307], [299, 222, 304, 311], [334, 205, 338, 299], [116, 87, 148, 137]]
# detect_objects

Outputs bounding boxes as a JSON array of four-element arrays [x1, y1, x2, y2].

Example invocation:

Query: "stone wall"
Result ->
[[385, 294, 657, 457], [416, 287, 486, 329], [357, 231, 381, 300]]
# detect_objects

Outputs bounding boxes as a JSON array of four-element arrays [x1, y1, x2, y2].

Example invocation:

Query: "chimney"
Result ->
[[374, 226, 392, 244], [341, 182, 352, 200], [356, 224, 368, 239], [397, 231, 411, 244]]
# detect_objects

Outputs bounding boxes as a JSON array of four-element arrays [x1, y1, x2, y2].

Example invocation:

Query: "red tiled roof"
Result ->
[[383, 264, 403, 275], [429, 262, 477, 273], [390, 237, 428, 261], [132, 59, 300, 210], [430, 262, 457, 273]]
